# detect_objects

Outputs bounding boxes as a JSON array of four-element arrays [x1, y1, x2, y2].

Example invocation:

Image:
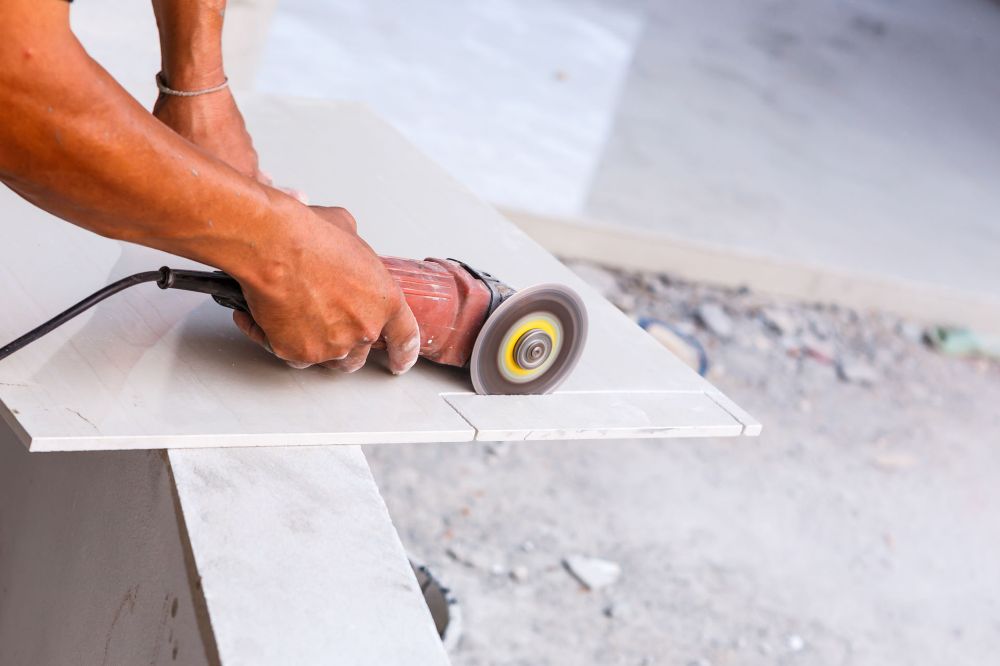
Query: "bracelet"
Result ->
[[156, 72, 229, 97]]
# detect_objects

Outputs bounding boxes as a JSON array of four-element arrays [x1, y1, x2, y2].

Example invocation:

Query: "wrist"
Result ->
[[225, 190, 316, 294], [159, 62, 226, 91]]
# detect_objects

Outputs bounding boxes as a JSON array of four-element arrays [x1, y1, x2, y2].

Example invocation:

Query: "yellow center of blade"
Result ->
[[502, 317, 559, 377]]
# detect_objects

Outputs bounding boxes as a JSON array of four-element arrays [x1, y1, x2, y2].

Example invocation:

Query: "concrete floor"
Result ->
[[367, 263, 1000, 666], [585, 0, 1000, 305]]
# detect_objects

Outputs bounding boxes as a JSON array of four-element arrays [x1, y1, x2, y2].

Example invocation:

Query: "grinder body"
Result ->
[[378, 257, 514, 367]]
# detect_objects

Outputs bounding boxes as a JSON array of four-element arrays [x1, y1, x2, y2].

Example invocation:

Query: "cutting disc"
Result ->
[[470, 283, 588, 395]]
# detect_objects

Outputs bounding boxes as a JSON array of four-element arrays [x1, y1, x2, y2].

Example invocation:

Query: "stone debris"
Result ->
[[761, 307, 800, 336], [695, 303, 734, 339], [870, 451, 918, 471], [447, 543, 502, 571], [798, 334, 836, 365], [836, 359, 878, 385], [603, 600, 632, 620], [787, 634, 806, 652], [896, 320, 924, 343], [563, 555, 622, 590]]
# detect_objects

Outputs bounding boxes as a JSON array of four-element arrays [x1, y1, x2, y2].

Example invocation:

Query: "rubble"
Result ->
[[695, 303, 734, 339], [760, 307, 800, 336], [447, 543, 503, 571], [563, 555, 622, 590], [602, 600, 633, 620], [787, 634, 806, 652], [836, 359, 878, 386]]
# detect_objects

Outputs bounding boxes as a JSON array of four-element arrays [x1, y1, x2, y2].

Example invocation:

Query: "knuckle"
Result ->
[[359, 326, 381, 345], [277, 341, 325, 365], [332, 207, 358, 233], [306, 346, 334, 365], [327, 343, 354, 361]]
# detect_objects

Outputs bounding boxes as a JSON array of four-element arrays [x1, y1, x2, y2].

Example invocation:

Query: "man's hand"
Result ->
[[153, 88, 263, 181], [231, 205, 421, 374]]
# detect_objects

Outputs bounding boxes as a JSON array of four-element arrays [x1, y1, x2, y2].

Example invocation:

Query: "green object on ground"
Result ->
[[925, 327, 1000, 359]]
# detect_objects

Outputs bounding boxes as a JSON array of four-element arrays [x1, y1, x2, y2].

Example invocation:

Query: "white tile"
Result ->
[[445, 391, 747, 441]]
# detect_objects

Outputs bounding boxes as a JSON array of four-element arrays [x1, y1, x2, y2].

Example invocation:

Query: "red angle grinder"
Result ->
[[0, 258, 588, 395]]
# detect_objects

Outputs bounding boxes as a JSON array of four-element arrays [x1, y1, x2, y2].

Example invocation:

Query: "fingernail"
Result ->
[[286, 360, 312, 370]]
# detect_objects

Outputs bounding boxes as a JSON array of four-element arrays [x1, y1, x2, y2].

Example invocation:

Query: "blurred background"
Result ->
[[73, 1, 1000, 664]]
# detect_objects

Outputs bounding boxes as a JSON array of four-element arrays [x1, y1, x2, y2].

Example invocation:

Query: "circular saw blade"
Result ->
[[470, 283, 588, 395]]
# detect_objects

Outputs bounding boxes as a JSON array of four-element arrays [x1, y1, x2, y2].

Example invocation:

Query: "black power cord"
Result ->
[[0, 267, 247, 362], [0, 271, 163, 362]]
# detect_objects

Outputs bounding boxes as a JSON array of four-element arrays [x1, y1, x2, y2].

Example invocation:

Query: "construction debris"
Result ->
[[925, 327, 1000, 360], [760, 307, 800, 336], [563, 555, 622, 590], [695, 303, 734, 339], [836, 359, 878, 386]]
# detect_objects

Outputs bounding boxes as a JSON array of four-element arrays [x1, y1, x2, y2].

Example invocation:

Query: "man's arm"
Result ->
[[0, 0, 419, 373], [151, 0, 264, 181]]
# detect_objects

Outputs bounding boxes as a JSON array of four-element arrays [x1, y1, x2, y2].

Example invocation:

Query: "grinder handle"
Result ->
[[156, 267, 249, 313]]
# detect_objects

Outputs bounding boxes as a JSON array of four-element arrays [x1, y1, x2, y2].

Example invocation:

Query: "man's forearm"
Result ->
[[0, 2, 300, 293], [152, 0, 227, 89]]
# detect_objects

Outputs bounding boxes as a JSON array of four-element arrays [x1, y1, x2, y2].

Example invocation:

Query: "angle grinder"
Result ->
[[0, 257, 588, 395]]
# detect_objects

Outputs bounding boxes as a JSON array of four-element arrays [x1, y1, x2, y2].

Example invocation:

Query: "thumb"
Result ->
[[381, 301, 421, 375]]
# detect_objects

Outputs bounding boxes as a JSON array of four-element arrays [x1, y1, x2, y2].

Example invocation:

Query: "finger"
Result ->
[[233, 310, 268, 348], [321, 343, 372, 374], [257, 169, 274, 186], [382, 304, 421, 375], [232, 311, 311, 368]]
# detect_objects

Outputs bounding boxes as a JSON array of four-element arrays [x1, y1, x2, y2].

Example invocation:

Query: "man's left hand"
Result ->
[[153, 88, 263, 181]]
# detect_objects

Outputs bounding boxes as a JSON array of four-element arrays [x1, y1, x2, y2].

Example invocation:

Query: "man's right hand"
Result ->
[[231, 205, 421, 375]]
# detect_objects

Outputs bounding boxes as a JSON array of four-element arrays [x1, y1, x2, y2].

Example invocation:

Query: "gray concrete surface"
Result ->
[[585, 0, 1000, 312]]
